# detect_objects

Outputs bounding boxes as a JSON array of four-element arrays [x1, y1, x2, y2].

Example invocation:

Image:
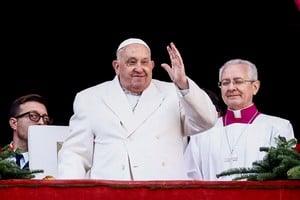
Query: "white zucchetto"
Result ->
[[116, 38, 150, 55]]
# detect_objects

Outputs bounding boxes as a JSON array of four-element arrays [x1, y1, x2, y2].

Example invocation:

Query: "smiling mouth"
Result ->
[[227, 95, 240, 98]]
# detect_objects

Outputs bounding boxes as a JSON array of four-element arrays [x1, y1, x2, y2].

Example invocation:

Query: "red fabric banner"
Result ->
[[1, 179, 299, 200]]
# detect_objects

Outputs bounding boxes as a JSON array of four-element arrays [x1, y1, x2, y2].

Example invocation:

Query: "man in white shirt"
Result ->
[[184, 59, 295, 181]]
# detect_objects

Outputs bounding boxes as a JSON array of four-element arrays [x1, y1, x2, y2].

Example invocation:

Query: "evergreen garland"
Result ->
[[0, 144, 44, 180], [216, 136, 300, 181]]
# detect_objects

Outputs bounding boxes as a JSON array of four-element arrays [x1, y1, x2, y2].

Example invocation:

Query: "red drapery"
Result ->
[[295, 0, 300, 10], [1, 179, 299, 200]]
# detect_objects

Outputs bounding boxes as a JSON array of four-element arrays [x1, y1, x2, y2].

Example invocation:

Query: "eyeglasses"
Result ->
[[15, 111, 53, 125], [218, 78, 256, 87]]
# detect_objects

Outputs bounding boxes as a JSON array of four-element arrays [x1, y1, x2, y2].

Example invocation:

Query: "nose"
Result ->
[[227, 81, 238, 89], [37, 117, 46, 125], [133, 65, 143, 72]]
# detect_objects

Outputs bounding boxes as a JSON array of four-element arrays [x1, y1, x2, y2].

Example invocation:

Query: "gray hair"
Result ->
[[218, 59, 258, 81]]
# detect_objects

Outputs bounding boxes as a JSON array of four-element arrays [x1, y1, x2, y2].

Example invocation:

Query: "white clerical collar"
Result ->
[[232, 110, 242, 119], [223, 104, 260, 126], [123, 89, 141, 96], [121, 84, 142, 96], [121, 86, 141, 112]]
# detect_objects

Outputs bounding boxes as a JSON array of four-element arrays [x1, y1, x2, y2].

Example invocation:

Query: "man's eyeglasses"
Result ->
[[218, 78, 256, 87], [15, 111, 53, 125]]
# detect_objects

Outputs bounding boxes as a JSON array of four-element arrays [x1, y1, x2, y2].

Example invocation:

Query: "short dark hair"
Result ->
[[9, 94, 49, 118]]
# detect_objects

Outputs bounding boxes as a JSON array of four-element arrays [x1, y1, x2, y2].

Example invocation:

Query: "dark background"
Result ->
[[1, 1, 300, 146]]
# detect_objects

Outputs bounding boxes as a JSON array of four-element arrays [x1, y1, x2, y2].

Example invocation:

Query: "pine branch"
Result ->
[[256, 172, 278, 181], [216, 167, 259, 178], [216, 136, 300, 181], [287, 166, 300, 179], [232, 174, 259, 181], [0, 144, 44, 180]]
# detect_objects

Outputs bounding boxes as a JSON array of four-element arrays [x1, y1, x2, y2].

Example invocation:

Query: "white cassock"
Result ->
[[184, 105, 295, 181]]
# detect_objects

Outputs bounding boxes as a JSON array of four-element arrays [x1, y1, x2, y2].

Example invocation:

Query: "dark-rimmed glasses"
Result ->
[[218, 78, 256, 87], [15, 111, 53, 125]]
